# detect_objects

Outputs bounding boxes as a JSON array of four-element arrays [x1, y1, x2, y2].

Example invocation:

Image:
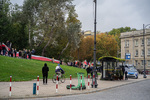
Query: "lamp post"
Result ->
[[91, 0, 98, 88], [143, 24, 150, 78]]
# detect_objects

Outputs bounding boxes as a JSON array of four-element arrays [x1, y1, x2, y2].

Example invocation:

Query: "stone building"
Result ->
[[120, 29, 150, 71], [83, 30, 94, 37]]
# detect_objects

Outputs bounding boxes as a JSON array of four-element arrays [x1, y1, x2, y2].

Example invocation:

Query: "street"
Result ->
[[32, 79, 150, 100]]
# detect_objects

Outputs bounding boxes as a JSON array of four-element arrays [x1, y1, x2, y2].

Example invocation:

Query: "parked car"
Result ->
[[127, 67, 138, 79]]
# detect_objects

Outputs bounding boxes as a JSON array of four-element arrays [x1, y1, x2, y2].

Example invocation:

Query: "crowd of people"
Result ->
[[0, 40, 35, 59]]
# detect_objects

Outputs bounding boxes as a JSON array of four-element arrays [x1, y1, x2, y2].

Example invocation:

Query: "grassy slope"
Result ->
[[0, 56, 86, 82]]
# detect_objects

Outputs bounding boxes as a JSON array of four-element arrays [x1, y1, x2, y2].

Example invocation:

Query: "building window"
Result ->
[[141, 39, 144, 45], [148, 38, 150, 45], [125, 40, 129, 47], [135, 60, 138, 66], [141, 49, 144, 56], [141, 60, 144, 65], [135, 39, 138, 46], [148, 60, 150, 66], [148, 48, 150, 55], [141, 60, 146, 66], [135, 50, 138, 56]]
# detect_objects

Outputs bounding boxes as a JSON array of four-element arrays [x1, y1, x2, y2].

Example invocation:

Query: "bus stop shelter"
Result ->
[[98, 56, 125, 80]]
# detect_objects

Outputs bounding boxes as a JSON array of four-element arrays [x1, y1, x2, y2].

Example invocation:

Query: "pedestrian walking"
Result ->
[[42, 63, 49, 84]]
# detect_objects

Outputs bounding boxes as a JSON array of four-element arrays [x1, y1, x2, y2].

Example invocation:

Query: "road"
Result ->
[[16, 79, 150, 100]]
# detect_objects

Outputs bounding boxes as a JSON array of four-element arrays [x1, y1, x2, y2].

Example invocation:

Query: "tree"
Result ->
[[0, 0, 28, 49], [58, 5, 81, 59], [0, 0, 11, 42], [108, 27, 137, 57], [96, 33, 118, 58], [21, 0, 82, 60], [72, 33, 118, 62]]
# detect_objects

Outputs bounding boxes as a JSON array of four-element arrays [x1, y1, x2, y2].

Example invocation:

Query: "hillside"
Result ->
[[0, 56, 86, 82]]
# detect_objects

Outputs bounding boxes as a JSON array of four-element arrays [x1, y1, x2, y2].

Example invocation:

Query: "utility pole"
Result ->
[[91, 0, 98, 88]]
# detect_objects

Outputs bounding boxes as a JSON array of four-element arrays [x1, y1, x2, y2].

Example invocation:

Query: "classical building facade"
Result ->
[[120, 29, 150, 71], [83, 30, 94, 37]]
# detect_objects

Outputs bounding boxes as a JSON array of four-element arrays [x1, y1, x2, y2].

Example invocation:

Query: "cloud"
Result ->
[[73, 0, 150, 32], [10, 0, 150, 32], [11, 0, 24, 6]]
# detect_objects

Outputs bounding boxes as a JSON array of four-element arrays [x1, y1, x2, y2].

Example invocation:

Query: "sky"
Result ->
[[11, 0, 150, 32]]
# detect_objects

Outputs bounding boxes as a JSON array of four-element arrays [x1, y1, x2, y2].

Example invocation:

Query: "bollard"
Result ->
[[81, 74, 82, 91], [93, 74, 95, 88], [9, 76, 12, 96], [33, 83, 36, 95], [56, 75, 58, 93], [70, 75, 72, 92], [37, 76, 39, 95], [88, 74, 90, 89]]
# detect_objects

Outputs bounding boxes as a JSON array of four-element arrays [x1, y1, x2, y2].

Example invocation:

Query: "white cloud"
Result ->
[[10, 0, 150, 32], [10, 0, 24, 6], [73, 0, 150, 32]]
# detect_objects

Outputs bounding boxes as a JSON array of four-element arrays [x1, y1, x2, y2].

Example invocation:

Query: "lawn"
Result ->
[[0, 55, 86, 82]]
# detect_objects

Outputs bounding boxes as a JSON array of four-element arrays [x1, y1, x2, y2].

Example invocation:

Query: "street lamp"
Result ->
[[143, 24, 150, 78], [91, 0, 98, 88]]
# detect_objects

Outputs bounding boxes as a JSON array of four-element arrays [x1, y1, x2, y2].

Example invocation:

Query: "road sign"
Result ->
[[125, 53, 131, 60]]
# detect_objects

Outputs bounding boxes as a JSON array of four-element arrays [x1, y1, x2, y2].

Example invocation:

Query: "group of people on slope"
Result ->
[[0, 41, 35, 59], [42, 63, 64, 84], [0, 41, 12, 56], [18, 48, 35, 59]]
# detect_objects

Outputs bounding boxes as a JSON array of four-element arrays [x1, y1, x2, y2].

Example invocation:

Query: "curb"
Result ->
[[1, 79, 149, 99]]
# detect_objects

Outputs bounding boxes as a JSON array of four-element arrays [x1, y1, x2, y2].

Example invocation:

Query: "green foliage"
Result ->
[[107, 27, 137, 58], [0, 55, 86, 82], [108, 26, 136, 36], [0, 1, 28, 50], [98, 56, 125, 62]]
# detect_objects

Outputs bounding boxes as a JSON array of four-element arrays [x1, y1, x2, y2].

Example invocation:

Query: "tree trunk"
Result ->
[[58, 42, 69, 59], [42, 26, 54, 56], [37, 33, 46, 47]]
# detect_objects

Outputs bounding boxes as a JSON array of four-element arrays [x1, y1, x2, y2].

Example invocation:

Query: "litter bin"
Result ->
[[33, 83, 36, 95]]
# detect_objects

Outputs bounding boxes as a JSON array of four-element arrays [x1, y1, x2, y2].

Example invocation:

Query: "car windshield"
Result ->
[[128, 68, 137, 72]]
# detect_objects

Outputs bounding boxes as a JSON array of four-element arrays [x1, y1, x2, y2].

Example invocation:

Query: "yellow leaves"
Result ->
[[72, 33, 119, 61]]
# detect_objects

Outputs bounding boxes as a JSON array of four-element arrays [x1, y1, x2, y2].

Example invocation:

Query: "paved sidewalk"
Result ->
[[0, 74, 149, 99]]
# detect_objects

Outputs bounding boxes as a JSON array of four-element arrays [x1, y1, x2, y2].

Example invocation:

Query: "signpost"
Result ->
[[125, 53, 131, 60]]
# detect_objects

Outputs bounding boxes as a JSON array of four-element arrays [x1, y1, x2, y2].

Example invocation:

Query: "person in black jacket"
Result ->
[[86, 65, 92, 78], [42, 63, 49, 84]]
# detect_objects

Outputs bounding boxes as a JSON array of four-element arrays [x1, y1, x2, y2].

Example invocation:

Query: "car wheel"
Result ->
[[135, 76, 138, 79]]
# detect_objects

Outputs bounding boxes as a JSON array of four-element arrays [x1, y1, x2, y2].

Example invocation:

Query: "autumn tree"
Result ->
[[108, 27, 136, 57], [73, 36, 94, 62], [96, 33, 118, 58], [73, 33, 118, 62]]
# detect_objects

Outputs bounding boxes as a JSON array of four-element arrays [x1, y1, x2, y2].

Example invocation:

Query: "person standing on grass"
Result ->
[[14, 48, 17, 57], [42, 63, 49, 84]]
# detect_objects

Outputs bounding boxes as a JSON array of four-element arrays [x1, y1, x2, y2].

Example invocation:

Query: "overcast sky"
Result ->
[[11, 0, 150, 32]]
